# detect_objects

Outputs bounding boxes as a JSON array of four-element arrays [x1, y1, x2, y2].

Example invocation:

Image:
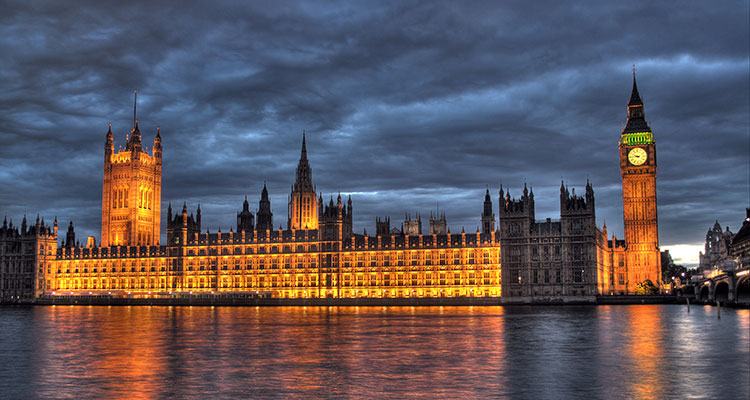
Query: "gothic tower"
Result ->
[[256, 183, 274, 232], [288, 132, 319, 230], [101, 91, 162, 246], [482, 188, 495, 234], [237, 196, 255, 234], [619, 72, 660, 291]]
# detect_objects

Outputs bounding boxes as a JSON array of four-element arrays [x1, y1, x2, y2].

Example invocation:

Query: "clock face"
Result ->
[[628, 148, 647, 165]]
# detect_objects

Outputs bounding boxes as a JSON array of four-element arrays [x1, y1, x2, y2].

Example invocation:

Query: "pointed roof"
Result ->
[[623, 70, 651, 134], [300, 130, 307, 161], [628, 72, 643, 107], [293, 131, 314, 193]]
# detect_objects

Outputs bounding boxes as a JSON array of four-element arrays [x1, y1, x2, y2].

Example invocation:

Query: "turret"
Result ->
[[167, 202, 172, 228], [153, 127, 162, 160], [376, 216, 390, 236], [404, 213, 422, 236], [105, 123, 114, 160], [483, 188, 493, 215], [65, 221, 75, 248], [237, 195, 255, 233], [482, 188, 495, 234], [196, 203, 202, 230], [256, 183, 273, 232], [585, 179, 595, 215]]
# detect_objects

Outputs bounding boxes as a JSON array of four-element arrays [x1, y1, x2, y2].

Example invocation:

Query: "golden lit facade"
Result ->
[[41, 131, 502, 298], [101, 94, 162, 247], [45, 230, 501, 298], [618, 74, 660, 292]]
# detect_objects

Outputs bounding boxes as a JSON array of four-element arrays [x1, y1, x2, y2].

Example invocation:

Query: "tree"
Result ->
[[661, 250, 687, 283], [635, 279, 659, 295]]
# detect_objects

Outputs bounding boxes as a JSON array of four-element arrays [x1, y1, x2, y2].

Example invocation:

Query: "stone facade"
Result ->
[[498, 183, 601, 297], [699, 221, 734, 273], [0, 216, 57, 301], [0, 78, 665, 300]]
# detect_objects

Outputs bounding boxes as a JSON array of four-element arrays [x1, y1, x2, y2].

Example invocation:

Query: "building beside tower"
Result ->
[[1, 77, 665, 301]]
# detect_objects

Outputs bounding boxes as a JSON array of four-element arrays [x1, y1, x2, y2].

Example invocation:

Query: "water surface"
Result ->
[[0, 305, 747, 399]]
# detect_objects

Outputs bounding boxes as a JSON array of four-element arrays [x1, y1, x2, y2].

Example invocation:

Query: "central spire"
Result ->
[[300, 129, 307, 161], [294, 131, 314, 192], [126, 90, 143, 151]]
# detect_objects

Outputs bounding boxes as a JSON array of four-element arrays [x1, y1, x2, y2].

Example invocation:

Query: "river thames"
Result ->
[[0, 305, 747, 399]]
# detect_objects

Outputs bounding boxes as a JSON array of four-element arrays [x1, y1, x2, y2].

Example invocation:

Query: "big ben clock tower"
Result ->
[[619, 71, 660, 293]]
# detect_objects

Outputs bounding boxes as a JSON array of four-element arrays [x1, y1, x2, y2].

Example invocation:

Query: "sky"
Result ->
[[1, 1, 748, 267]]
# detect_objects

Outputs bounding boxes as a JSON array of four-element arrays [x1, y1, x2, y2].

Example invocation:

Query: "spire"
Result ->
[[623, 68, 651, 134], [293, 131, 314, 193], [628, 66, 643, 107], [133, 89, 138, 129], [483, 188, 493, 216], [261, 182, 269, 200], [126, 90, 143, 151]]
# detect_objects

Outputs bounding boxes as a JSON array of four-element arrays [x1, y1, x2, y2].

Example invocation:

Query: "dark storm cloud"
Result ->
[[0, 0, 748, 265]]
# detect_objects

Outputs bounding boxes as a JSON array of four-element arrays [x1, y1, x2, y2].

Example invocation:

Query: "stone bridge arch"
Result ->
[[736, 276, 750, 306], [698, 285, 711, 303], [713, 281, 730, 304]]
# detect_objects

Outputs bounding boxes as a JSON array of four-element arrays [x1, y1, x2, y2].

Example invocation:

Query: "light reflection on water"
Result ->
[[0, 305, 747, 399]]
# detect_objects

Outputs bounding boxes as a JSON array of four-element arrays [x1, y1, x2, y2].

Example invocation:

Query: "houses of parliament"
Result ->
[[0, 76, 661, 301]]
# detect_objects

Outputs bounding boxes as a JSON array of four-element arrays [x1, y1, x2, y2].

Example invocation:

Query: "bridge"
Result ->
[[679, 265, 750, 306]]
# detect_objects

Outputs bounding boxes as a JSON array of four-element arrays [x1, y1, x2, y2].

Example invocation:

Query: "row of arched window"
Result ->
[[112, 186, 155, 210]]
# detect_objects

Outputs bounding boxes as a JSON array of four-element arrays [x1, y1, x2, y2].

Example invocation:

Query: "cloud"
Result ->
[[0, 0, 747, 256]]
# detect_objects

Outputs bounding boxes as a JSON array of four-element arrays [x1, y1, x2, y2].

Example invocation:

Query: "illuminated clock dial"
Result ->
[[628, 147, 647, 165]]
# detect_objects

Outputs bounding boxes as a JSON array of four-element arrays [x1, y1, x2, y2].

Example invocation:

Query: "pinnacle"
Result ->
[[628, 73, 643, 107]]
